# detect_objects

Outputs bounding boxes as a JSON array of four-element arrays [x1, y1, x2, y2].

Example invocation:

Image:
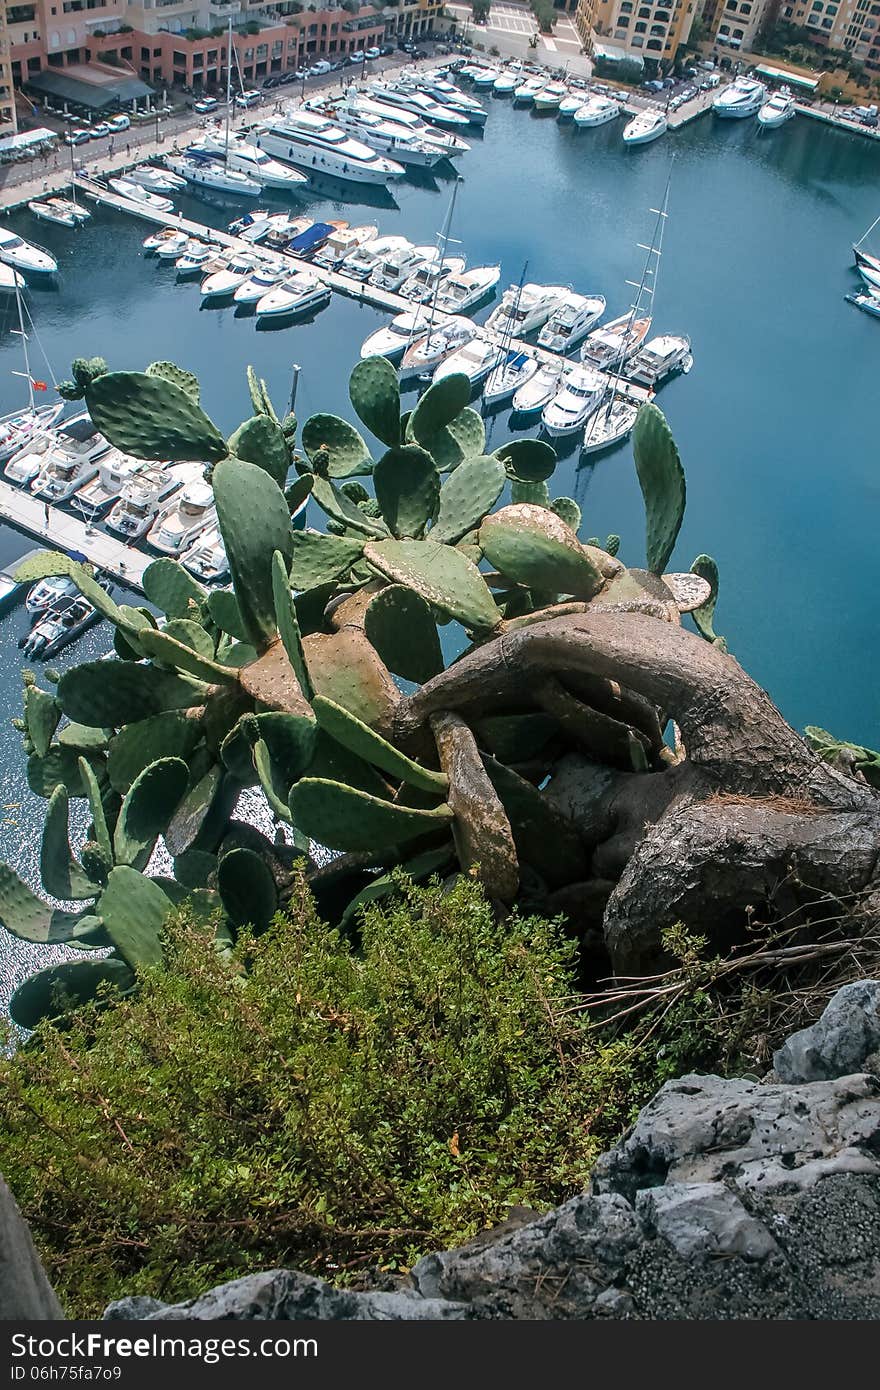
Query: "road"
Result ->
[[447, 2, 593, 77]]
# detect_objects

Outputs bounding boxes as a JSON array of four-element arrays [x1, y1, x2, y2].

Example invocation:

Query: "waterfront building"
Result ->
[[0, 2, 17, 134], [575, 0, 698, 63], [699, 0, 780, 53]]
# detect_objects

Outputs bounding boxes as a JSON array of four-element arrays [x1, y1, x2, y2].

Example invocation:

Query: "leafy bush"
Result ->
[[0, 877, 651, 1317]]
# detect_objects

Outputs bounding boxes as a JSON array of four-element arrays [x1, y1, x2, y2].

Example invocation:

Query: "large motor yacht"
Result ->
[[255, 110, 403, 185], [713, 76, 767, 118]]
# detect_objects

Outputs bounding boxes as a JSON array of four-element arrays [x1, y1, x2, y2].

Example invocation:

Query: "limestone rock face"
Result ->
[[102, 981, 880, 1322]]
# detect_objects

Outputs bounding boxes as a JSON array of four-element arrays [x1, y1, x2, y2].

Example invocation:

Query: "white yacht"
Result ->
[[538, 292, 606, 353], [6, 414, 106, 488], [757, 87, 796, 129], [313, 223, 378, 269], [0, 401, 63, 464], [574, 94, 620, 128], [400, 254, 466, 304], [342, 234, 411, 281], [188, 131, 308, 190], [432, 336, 502, 388], [341, 95, 469, 158], [26, 573, 78, 616], [256, 110, 403, 184], [511, 359, 567, 416], [367, 84, 470, 130], [434, 264, 501, 315], [580, 312, 652, 370], [622, 109, 668, 145], [558, 90, 585, 119], [319, 100, 445, 168], [399, 316, 478, 382], [485, 283, 567, 338], [534, 84, 566, 113], [493, 71, 518, 96], [541, 364, 607, 437], [143, 226, 186, 254], [164, 152, 261, 197], [28, 197, 89, 228], [858, 260, 880, 292], [401, 77, 487, 125], [483, 350, 539, 408], [0, 262, 23, 292], [107, 177, 175, 211], [233, 263, 287, 305], [127, 164, 187, 195], [30, 417, 111, 501], [73, 450, 148, 515], [181, 524, 228, 583], [175, 241, 214, 276], [154, 231, 190, 261], [360, 308, 430, 361], [370, 244, 434, 293], [713, 76, 766, 119], [147, 478, 216, 555], [0, 228, 57, 275], [255, 269, 331, 320], [581, 392, 640, 454], [514, 78, 544, 104], [106, 462, 198, 541], [465, 68, 497, 92], [200, 252, 261, 300], [625, 334, 693, 387]]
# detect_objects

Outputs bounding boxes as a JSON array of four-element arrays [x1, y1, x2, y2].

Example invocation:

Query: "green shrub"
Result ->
[[0, 877, 641, 1317]]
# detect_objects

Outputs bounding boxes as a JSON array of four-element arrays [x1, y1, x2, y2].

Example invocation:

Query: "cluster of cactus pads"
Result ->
[[2, 354, 722, 1028]]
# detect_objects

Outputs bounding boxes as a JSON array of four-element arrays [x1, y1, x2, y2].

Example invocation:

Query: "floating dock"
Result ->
[[0, 476, 150, 593]]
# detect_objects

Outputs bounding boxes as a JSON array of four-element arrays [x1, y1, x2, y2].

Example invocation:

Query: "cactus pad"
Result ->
[[479, 505, 603, 600], [207, 587, 248, 642], [57, 661, 206, 727], [373, 445, 440, 539], [217, 848, 278, 932], [363, 586, 443, 685], [632, 402, 686, 576], [550, 497, 581, 534], [689, 554, 724, 645], [106, 711, 200, 794], [313, 695, 448, 794], [85, 370, 228, 463], [146, 360, 200, 403], [409, 374, 471, 445], [289, 777, 453, 852], [349, 356, 401, 448], [9, 958, 134, 1030], [431, 455, 506, 545], [40, 787, 100, 901], [24, 685, 59, 758], [288, 532, 364, 591], [99, 866, 173, 969], [364, 539, 502, 633], [0, 863, 97, 944], [303, 628, 399, 728], [213, 456, 294, 652], [301, 413, 372, 478], [227, 414, 291, 489], [494, 438, 557, 483], [112, 757, 190, 867]]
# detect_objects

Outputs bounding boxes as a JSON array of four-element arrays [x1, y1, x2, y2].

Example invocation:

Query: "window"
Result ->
[[638, 5, 650, 15], [153, 46, 162, 57], [635, 19, 647, 29], [617, 15, 630, 25], [140, 45, 150, 60], [733, 25, 744, 35]]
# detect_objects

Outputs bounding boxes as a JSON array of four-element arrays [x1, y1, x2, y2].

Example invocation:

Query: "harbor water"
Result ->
[[1, 97, 878, 1002]]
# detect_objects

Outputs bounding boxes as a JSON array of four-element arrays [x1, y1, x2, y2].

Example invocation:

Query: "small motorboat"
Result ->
[[255, 269, 331, 320], [0, 547, 46, 616], [534, 84, 567, 113], [234, 263, 287, 305], [26, 572, 78, 616], [143, 226, 187, 253], [541, 364, 607, 438], [622, 108, 668, 146], [164, 152, 261, 198], [108, 177, 174, 212], [313, 223, 378, 270], [400, 254, 466, 304], [467, 68, 497, 91], [127, 164, 187, 195], [0, 227, 57, 275], [0, 262, 24, 293], [511, 359, 567, 416], [106, 462, 200, 541], [200, 252, 261, 300], [432, 336, 503, 389], [229, 210, 305, 243], [399, 316, 478, 382], [758, 87, 796, 129], [538, 292, 606, 353], [514, 78, 544, 104], [175, 241, 214, 276], [557, 91, 585, 119], [361, 309, 430, 361], [0, 401, 63, 465], [574, 95, 620, 128], [30, 417, 110, 502], [486, 283, 568, 338], [434, 264, 501, 315], [28, 197, 89, 227], [181, 523, 229, 582], [493, 71, 518, 96], [340, 234, 411, 281], [147, 478, 216, 555], [370, 244, 434, 293], [262, 216, 318, 251], [19, 588, 109, 660], [8, 413, 107, 491], [625, 334, 693, 387], [845, 287, 880, 318], [72, 449, 150, 515], [483, 350, 539, 408], [580, 312, 652, 370], [154, 231, 190, 261], [581, 392, 641, 455]]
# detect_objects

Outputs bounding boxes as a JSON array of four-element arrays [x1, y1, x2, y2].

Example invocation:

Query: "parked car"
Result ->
[[193, 96, 219, 113], [235, 90, 263, 109], [279, 70, 302, 85], [350, 51, 365, 63], [379, 44, 395, 56], [107, 113, 131, 132], [413, 48, 428, 59], [64, 129, 90, 145], [329, 59, 345, 71], [309, 60, 332, 75], [365, 47, 380, 60], [89, 122, 112, 139], [642, 79, 664, 92]]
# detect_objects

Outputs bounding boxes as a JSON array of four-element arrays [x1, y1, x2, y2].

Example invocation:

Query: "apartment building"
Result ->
[[1, 1, 18, 133], [779, 0, 880, 64], [576, 0, 699, 62], [5, 0, 443, 96]]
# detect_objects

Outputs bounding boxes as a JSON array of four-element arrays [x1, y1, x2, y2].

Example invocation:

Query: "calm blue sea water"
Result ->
[[0, 99, 878, 1001]]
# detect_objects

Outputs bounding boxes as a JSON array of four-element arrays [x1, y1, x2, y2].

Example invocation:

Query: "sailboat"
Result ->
[[853, 212, 880, 276], [0, 280, 64, 465], [483, 263, 540, 406], [398, 180, 476, 382], [581, 170, 672, 457], [166, 16, 262, 198]]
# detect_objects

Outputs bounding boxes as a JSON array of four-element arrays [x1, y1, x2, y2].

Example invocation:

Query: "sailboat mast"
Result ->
[[855, 210, 880, 250], [225, 13, 233, 165], [14, 280, 35, 412], [425, 175, 461, 342]]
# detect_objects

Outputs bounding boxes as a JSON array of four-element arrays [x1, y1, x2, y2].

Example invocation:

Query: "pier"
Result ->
[[0, 476, 150, 593]]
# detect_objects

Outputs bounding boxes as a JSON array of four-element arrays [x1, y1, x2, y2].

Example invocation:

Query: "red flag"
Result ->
[[32, 381, 47, 391]]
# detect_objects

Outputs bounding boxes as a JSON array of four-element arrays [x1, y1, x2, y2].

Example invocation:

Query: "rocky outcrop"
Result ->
[[0, 1175, 64, 1319], [104, 982, 880, 1322]]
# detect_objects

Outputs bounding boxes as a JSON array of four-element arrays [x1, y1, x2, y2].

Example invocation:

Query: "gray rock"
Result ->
[[0, 1174, 63, 1319], [773, 981, 880, 1083], [634, 1182, 780, 1260]]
